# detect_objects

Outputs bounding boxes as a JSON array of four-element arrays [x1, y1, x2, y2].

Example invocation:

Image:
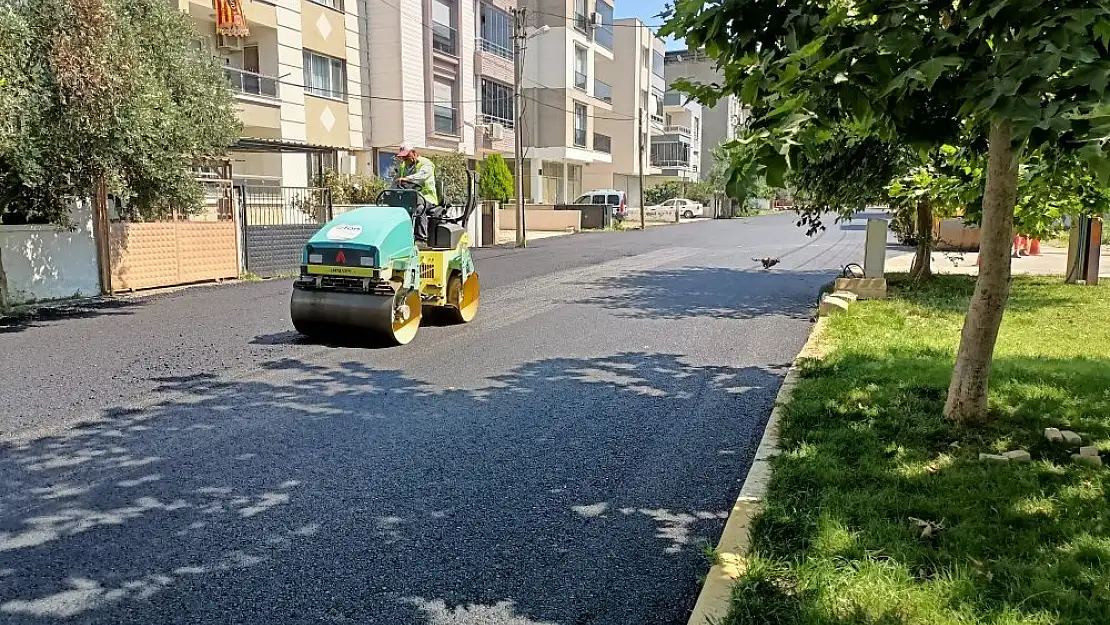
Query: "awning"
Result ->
[[215, 0, 249, 37], [232, 138, 338, 154]]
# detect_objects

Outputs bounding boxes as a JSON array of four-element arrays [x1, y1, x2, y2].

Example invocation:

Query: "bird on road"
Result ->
[[754, 257, 780, 269]]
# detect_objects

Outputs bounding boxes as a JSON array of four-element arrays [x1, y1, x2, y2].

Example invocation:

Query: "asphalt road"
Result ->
[[0, 212, 866, 624]]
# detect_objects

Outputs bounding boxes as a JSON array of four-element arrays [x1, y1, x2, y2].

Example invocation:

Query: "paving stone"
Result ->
[[819, 295, 850, 317], [1079, 445, 1100, 457], [1044, 427, 1064, 442], [1062, 430, 1083, 445], [979, 453, 1010, 463], [1072, 454, 1103, 467], [830, 290, 859, 303], [1002, 450, 1032, 463]]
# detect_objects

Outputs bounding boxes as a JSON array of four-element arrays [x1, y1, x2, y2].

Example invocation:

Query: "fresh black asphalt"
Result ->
[[0, 212, 867, 624]]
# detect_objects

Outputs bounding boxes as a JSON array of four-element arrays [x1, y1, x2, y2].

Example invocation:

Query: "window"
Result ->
[[693, 117, 699, 139], [573, 46, 588, 90], [568, 165, 582, 200], [481, 78, 514, 126], [303, 51, 346, 99], [640, 89, 648, 115], [642, 48, 649, 68], [573, 102, 587, 147], [573, 0, 588, 32], [307, 151, 338, 186], [433, 78, 456, 134], [652, 91, 663, 121], [307, 0, 343, 11], [595, 1, 613, 49], [652, 50, 664, 76], [432, 0, 457, 55], [480, 4, 512, 58]]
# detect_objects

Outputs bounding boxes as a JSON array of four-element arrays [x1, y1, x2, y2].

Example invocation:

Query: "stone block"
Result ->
[[1079, 445, 1100, 457], [819, 295, 850, 317], [979, 453, 1010, 463], [831, 290, 859, 303], [1062, 430, 1083, 445], [1072, 453, 1103, 467], [834, 277, 887, 300], [1003, 450, 1032, 463], [1044, 427, 1064, 442]]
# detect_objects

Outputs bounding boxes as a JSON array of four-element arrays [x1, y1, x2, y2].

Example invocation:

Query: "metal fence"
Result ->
[[240, 186, 331, 278]]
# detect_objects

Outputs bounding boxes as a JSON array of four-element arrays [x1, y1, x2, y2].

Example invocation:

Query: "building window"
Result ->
[[573, 0, 588, 33], [642, 48, 649, 69], [573, 102, 587, 147], [652, 91, 663, 121], [693, 117, 699, 139], [303, 51, 346, 99], [640, 89, 648, 115], [573, 45, 588, 91], [432, 0, 457, 55], [307, 151, 338, 186], [568, 164, 583, 200], [595, 1, 613, 50], [481, 78, 514, 127], [652, 50, 664, 76], [433, 77, 457, 134], [307, 0, 343, 11], [480, 4, 512, 58]]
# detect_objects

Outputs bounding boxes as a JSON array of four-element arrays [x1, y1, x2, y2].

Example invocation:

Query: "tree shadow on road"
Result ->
[[0, 352, 790, 625], [571, 267, 837, 321], [0, 299, 140, 334]]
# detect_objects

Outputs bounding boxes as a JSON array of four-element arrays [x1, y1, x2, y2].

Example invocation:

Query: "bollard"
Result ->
[[863, 218, 886, 278]]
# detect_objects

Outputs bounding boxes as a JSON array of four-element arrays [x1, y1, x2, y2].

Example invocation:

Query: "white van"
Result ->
[[572, 189, 628, 221]]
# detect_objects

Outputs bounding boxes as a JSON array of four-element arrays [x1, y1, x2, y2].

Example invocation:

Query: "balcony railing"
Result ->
[[651, 159, 693, 168], [224, 67, 279, 100], [651, 140, 692, 168], [663, 124, 691, 135], [573, 71, 588, 90], [479, 37, 512, 59], [432, 22, 457, 56], [594, 78, 612, 103], [593, 133, 612, 154]]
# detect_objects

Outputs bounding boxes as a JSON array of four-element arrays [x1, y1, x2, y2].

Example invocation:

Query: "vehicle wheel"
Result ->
[[682, 210, 694, 219]]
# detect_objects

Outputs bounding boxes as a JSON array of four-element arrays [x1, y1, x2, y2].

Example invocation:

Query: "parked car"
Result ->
[[571, 189, 629, 222], [645, 197, 705, 219]]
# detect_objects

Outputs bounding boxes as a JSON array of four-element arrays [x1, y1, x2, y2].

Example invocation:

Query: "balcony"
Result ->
[[432, 22, 457, 56], [224, 67, 279, 100], [594, 79, 612, 103], [593, 133, 612, 154], [650, 140, 692, 168], [662, 124, 691, 136]]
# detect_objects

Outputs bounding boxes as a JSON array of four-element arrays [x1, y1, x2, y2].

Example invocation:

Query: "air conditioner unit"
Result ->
[[217, 34, 243, 51], [590, 11, 602, 27], [488, 123, 505, 140]]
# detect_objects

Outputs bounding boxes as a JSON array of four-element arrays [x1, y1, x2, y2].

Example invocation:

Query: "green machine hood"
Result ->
[[303, 206, 416, 268]]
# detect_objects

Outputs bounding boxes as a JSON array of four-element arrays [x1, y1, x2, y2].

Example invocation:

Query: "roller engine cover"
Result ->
[[427, 216, 465, 250]]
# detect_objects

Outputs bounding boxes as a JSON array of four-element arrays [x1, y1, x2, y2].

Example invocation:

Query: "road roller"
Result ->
[[290, 171, 480, 346]]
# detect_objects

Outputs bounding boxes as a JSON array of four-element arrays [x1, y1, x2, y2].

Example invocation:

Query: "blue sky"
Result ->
[[614, 0, 686, 50]]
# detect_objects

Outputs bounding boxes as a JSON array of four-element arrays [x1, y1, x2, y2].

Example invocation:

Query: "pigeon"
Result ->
[[753, 257, 780, 269]]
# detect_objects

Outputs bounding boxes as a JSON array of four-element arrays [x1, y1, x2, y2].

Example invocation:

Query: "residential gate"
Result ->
[[239, 186, 332, 278]]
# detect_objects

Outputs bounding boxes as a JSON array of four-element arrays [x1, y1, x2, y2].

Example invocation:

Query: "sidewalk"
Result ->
[[886, 244, 1110, 277]]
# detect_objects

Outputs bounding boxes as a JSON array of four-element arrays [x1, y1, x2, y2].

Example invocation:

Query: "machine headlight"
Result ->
[[309, 253, 323, 264], [360, 257, 375, 267]]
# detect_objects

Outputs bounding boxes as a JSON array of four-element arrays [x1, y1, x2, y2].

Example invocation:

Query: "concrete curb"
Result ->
[[685, 316, 830, 625]]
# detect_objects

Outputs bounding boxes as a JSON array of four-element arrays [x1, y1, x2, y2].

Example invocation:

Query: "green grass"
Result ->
[[729, 276, 1110, 625]]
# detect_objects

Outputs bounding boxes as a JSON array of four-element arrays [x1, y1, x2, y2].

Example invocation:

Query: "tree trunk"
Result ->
[[943, 120, 1020, 425], [0, 251, 8, 312], [909, 198, 934, 281]]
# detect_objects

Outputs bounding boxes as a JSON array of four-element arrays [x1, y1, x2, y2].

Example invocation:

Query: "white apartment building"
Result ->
[[582, 18, 666, 204], [516, 0, 616, 204], [663, 48, 743, 180], [182, 0, 369, 188]]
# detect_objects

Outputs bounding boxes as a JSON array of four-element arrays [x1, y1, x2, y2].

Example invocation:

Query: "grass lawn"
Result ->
[[729, 276, 1110, 625]]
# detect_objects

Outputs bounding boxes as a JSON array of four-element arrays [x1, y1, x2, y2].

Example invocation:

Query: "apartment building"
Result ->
[[185, 0, 368, 187], [516, 0, 616, 204], [648, 91, 702, 184], [362, 0, 481, 174], [663, 48, 744, 179], [582, 18, 666, 203], [474, 1, 518, 157]]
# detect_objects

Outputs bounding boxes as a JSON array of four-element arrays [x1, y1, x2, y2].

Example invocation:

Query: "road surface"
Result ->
[[0, 212, 866, 624]]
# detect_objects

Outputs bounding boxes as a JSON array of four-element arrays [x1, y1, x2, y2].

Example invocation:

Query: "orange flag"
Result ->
[[214, 0, 249, 37]]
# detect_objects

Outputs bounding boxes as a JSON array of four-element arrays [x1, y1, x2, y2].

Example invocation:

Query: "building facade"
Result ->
[[648, 90, 702, 185], [516, 0, 616, 204], [182, 0, 369, 188], [662, 48, 743, 180], [582, 18, 666, 205]]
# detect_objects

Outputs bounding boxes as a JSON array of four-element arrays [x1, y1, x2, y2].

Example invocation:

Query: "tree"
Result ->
[[477, 153, 513, 203], [662, 0, 1110, 424], [0, 0, 240, 225]]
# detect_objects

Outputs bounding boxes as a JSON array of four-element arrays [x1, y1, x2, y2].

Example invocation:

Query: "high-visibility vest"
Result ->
[[397, 156, 438, 206]]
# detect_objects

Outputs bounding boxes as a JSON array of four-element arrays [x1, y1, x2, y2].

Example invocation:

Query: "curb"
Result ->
[[685, 316, 830, 625]]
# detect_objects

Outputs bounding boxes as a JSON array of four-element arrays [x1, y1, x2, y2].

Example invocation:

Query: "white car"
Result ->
[[645, 197, 705, 219]]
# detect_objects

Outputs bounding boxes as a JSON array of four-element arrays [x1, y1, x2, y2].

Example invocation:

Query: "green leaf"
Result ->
[[917, 56, 963, 89]]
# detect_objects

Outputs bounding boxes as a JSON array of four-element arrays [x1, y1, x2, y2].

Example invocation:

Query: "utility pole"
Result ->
[[637, 109, 645, 230], [676, 174, 684, 223], [511, 7, 527, 248]]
